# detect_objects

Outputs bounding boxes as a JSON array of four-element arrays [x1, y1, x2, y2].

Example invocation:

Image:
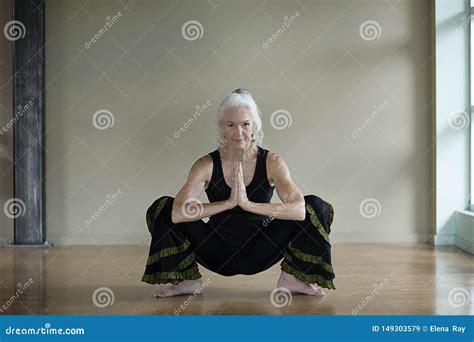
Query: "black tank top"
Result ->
[[205, 145, 275, 227]]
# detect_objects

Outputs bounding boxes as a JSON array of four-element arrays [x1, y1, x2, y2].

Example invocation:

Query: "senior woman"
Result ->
[[142, 88, 335, 298]]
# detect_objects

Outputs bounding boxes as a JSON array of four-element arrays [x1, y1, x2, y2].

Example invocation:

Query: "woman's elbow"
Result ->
[[171, 203, 184, 224], [295, 201, 306, 221], [171, 212, 180, 224]]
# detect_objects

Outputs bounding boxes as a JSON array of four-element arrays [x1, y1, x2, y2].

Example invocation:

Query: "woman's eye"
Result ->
[[244, 123, 250, 126]]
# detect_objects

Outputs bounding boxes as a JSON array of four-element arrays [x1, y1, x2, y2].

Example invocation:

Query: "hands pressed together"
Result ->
[[227, 161, 252, 211]]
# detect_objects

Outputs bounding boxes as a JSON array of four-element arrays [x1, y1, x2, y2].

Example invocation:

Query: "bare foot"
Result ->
[[154, 279, 204, 298], [277, 271, 325, 296]]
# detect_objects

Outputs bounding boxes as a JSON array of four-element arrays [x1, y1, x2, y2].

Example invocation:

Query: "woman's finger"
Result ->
[[237, 162, 243, 183], [238, 162, 247, 195], [235, 165, 240, 198], [234, 163, 239, 186]]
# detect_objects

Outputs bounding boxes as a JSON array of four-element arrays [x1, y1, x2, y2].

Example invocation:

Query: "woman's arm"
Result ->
[[171, 156, 235, 224], [241, 153, 306, 221]]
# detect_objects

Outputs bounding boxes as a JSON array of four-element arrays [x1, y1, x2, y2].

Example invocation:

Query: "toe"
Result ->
[[276, 286, 291, 294], [309, 284, 325, 296], [155, 290, 169, 298]]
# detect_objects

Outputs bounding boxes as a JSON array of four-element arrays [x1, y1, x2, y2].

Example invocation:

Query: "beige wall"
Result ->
[[0, 0, 433, 245]]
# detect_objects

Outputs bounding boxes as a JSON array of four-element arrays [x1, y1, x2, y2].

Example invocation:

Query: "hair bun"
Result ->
[[232, 88, 251, 95]]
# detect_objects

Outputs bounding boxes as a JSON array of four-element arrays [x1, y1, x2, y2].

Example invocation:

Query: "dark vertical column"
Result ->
[[12, 0, 45, 245]]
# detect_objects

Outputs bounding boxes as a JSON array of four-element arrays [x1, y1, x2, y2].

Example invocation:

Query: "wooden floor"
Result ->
[[0, 243, 472, 315]]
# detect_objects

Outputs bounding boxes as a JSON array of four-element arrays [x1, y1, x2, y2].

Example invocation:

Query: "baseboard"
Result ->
[[434, 233, 454, 245], [0, 235, 13, 245], [1, 232, 438, 246], [454, 234, 474, 254], [453, 211, 474, 255], [0, 233, 152, 246], [331, 232, 433, 244]]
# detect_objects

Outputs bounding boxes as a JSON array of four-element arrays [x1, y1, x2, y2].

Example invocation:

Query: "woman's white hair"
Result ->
[[215, 88, 264, 147]]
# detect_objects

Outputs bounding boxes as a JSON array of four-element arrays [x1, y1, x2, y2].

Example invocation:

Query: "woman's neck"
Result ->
[[219, 145, 258, 162]]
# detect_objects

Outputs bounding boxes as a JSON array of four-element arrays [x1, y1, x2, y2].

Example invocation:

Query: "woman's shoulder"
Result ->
[[194, 153, 213, 170], [189, 154, 214, 184], [264, 148, 282, 164], [259, 145, 275, 156], [265, 150, 288, 176]]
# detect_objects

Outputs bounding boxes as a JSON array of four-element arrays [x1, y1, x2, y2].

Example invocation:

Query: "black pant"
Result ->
[[142, 195, 335, 289]]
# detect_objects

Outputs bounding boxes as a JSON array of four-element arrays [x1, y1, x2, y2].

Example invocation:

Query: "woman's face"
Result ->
[[220, 106, 255, 149]]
